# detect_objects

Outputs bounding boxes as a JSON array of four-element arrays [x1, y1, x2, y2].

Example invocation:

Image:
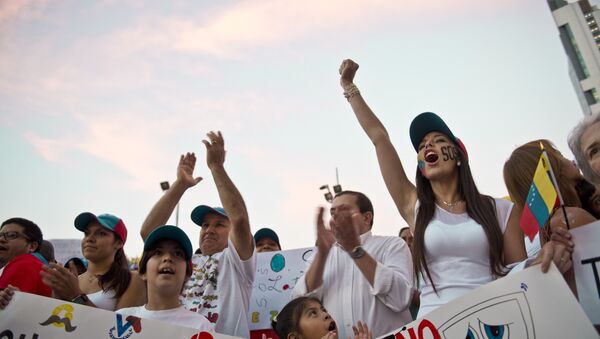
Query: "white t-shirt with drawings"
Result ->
[[180, 238, 256, 338], [116, 304, 213, 331]]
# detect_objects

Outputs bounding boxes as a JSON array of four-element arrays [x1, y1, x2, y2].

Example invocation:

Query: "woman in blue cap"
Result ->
[[40, 212, 145, 310], [338, 59, 572, 318]]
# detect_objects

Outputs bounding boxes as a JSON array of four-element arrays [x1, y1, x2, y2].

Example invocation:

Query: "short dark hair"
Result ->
[[334, 190, 374, 227], [1, 217, 43, 252], [139, 240, 192, 278]]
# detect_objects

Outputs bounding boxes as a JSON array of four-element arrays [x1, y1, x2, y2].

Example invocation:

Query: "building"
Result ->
[[548, 0, 600, 116]]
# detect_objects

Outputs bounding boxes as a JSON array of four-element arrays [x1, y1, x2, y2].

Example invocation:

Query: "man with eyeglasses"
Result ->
[[0, 217, 51, 297]]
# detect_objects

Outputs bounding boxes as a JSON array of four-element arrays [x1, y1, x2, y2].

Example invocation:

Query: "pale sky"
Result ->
[[0, 0, 593, 258]]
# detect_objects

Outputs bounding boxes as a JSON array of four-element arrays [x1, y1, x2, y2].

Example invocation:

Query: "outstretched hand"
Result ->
[[339, 59, 359, 88], [352, 321, 372, 339], [177, 152, 203, 189], [316, 207, 335, 256], [203, 131, 226, 170], [40, 263, 83, 301]]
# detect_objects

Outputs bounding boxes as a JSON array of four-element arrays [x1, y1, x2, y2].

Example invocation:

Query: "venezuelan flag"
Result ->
[[520, 152, 560, 241]]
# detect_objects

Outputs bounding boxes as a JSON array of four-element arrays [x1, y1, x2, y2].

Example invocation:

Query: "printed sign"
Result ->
[[377, 264, 598, 339], [571, 220, 600, 325], [49, 238, 83, 265], [247, 247, 314, 337], [0, 292, 242, 339]]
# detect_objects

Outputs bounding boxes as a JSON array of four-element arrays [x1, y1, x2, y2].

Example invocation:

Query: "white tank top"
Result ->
[[88, 288, 118, 310], [416, 198, 512, 318]]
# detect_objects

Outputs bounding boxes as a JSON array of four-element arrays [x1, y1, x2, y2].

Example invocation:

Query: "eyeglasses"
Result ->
[[0, 231, 30, 241]]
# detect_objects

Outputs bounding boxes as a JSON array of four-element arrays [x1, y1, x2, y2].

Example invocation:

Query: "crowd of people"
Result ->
[[1, 59, 599, 338]]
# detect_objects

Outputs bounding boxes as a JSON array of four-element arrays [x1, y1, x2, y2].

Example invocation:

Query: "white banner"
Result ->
[[0, 292, 241, 339], [247, 247, 313, 332], [378, 264, 598, 339], [49, 238, 83, 265], [571, 220, 600, 325]]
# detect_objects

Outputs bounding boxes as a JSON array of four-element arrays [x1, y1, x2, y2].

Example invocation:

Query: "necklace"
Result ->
[[439, 198, 464, 211]]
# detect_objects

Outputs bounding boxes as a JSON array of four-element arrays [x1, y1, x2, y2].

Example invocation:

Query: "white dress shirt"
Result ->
[[292, 231, 414, 339]]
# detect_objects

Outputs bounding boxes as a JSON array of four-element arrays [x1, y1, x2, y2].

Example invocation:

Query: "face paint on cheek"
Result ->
[[441, 146, 457, 161], [417, 154, 427, 175]]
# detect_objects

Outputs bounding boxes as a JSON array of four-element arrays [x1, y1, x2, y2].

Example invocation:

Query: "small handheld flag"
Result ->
[[520, 143, 561, 241]]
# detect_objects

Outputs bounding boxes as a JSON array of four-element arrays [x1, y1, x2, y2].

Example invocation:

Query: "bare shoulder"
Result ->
[[550, 206, 596, 229]]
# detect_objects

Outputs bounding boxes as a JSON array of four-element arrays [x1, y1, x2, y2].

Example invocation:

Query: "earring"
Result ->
[[457, 161, 462, 166]]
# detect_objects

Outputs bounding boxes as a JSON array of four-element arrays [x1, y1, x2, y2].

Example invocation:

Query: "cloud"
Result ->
[[103, 0, 490, 58]]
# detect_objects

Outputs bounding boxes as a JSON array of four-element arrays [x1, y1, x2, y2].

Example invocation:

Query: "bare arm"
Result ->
[[140, 153, 202, 240], [340, 59, 417, 227], [203, 131, 254, 260], [503, 206, 527, 265], [115, 271, 147, 309]]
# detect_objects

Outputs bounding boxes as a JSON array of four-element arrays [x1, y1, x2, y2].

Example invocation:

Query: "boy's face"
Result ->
[[142, 239, 188, 295]]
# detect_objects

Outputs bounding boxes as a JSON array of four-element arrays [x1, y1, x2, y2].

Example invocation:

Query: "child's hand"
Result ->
[[321, 331, 338, 339], [352, 321, 372, 339]]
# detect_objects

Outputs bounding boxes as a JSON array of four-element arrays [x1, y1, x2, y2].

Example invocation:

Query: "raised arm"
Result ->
[[340, 59, 417, 226], [203, 131, 254, 260], [140, 153, 203, 240]]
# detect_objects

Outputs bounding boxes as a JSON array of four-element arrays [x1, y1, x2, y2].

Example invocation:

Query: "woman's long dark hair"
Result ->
[[412, 145, 505, 293], [98, 241, 131, 299]]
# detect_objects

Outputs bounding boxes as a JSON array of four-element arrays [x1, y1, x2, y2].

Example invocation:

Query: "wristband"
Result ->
[[71, 294, 89, 305]]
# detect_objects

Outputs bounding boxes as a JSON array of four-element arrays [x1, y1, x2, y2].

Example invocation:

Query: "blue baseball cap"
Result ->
[[254, 228, 281, 248], [143, 225, 193, 261], [191, 205, 228, 226], [409, 112, 468, 158]]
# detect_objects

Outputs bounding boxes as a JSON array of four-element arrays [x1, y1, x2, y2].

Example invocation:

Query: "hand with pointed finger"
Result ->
[[40, 262, 83, 301], [352, 321, 372, 339], [316, 207, 335, 256], [176, 152, 203, 189], [202, 131, 226, 170], [0, 285, 19, 310], [339, 59, 359, 89]]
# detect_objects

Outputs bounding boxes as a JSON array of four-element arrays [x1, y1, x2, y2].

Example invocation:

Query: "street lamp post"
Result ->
[[160, 181, 179, 226]]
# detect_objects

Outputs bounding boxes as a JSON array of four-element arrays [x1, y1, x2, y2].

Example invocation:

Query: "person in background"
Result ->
[[569, 112, 600, 184], [293, 191, 413, 338], [254, 228, 282, 252], [504, 140, 598, 293], [398, 226, 419, 320], [398, 227, 413, 250], [140, 131, 256, 337], [117, 225, 212, 331], [64, 257, 88, 276], [576, 179, 600, 219], [37, 240, 57, 265], [0, 218, 51, 297], [40, 213, 145, 310]]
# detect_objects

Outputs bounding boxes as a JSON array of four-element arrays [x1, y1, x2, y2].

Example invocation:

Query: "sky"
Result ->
[[0, 0, 594, 258]]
